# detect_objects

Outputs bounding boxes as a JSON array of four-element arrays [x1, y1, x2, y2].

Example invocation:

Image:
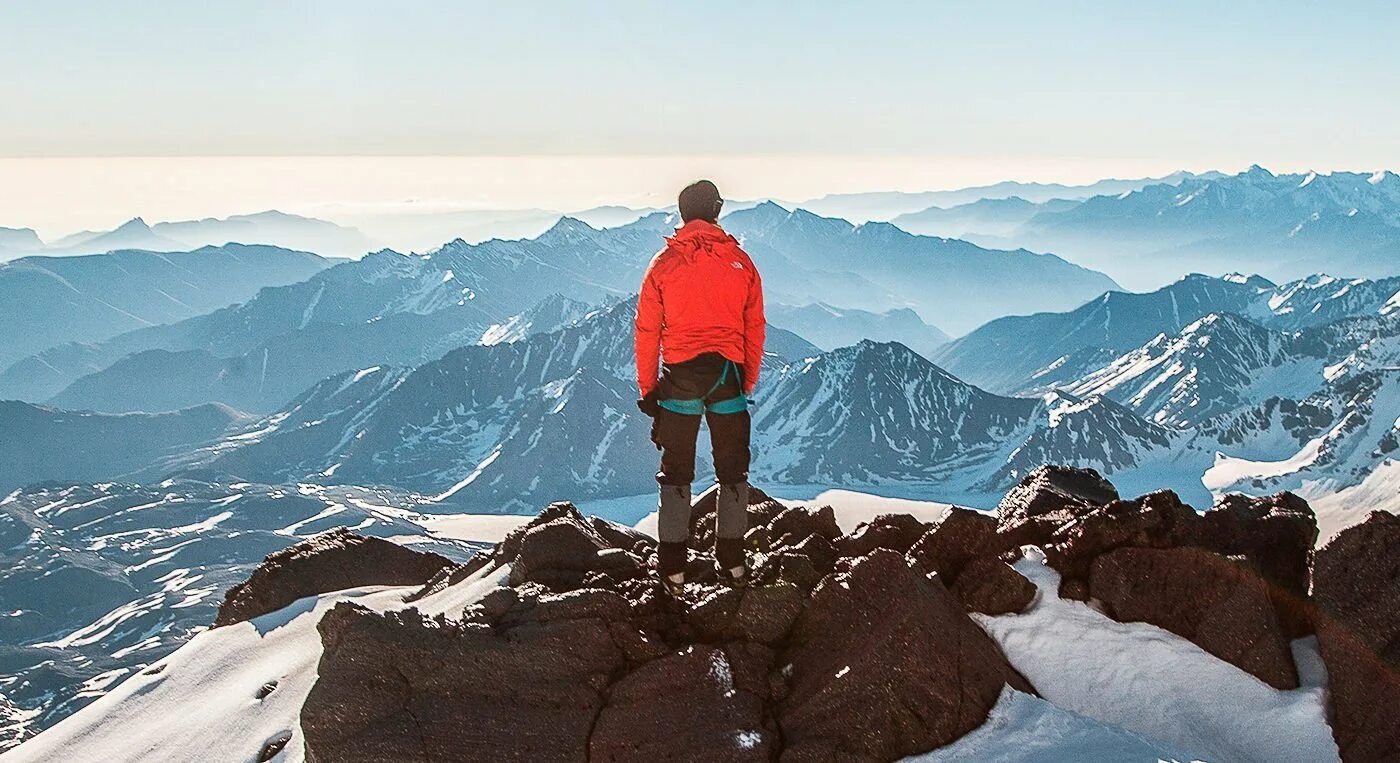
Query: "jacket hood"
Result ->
[[665, 220, 738, 259]]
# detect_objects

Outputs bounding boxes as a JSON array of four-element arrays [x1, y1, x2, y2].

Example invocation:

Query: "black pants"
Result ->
[[651, 353, 751, 486]]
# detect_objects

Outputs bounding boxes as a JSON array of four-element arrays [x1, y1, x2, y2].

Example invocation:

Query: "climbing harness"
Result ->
[[658, 359, 749, 415]]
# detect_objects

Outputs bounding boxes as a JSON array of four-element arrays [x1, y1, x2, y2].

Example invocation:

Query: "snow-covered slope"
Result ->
[[1205, 369, 1400, 537], [0, 479, 486, 750], [1065, 313, 1330, 427], [936, 272, 1400, 396]]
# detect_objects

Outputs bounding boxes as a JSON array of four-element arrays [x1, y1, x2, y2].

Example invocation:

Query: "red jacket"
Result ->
[[635, 219, 765, 397]]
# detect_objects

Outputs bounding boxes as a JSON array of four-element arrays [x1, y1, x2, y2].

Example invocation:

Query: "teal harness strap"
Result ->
[[658, 360, 749, 415]]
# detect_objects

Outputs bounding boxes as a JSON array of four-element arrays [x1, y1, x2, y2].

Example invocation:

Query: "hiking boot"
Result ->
[[661, 573, 687, 597], [716, 563, 748, 589]]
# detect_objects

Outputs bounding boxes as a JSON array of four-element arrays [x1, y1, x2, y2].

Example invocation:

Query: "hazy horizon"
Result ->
[[0, 155, 1375, 240]]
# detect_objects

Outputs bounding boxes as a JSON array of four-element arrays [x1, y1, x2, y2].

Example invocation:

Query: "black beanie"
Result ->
[[678, 179, 723, 223]]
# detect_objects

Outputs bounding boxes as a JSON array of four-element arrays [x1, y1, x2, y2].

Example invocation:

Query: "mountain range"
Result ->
[[0, 244, 332, 369], [895, 167, 1400, 289], [8, 212, 374, 261], [0, 207, 1115, 414], [795, 171, 1216, 222]]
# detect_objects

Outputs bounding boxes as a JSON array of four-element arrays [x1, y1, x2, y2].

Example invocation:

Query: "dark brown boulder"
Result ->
[[776, 549, 1032, 760], [1089, 546, 1298, 689], [507, 514, 643, 589], [1049, 489, 1199, 596], [906, 506, 1002, 580], [949, 556, 1036, 615], [213, 528, 452, 627], [589, 646, 775, 761], [836, 513, 932, 558], [1311, 511, 1400, 762], [303, 598, 625, 762], [687, 583, 805, 645], [996, 465, 1119, 548], [767, 504, 842, 547], [1199, 492, 1317, 636]]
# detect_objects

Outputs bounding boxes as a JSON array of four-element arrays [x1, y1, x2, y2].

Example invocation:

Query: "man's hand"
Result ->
[[636, 388, 661, 417]]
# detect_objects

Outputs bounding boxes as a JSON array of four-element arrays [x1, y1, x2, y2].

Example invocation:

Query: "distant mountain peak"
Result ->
[[539, 215, 600, 241], [115, 217, 152, 231]]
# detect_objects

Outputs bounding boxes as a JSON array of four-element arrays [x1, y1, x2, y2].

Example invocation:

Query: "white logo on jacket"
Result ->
[[731, 261, 745, 269]]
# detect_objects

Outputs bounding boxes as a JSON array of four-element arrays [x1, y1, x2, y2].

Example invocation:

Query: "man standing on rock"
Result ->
[[635, 179, 765, 595]]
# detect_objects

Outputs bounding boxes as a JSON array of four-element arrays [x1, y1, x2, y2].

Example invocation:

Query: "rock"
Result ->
[[1089, 546, 1298, 690], [589, 646, 775, 761], [302, 600, 624, 762], [906, 507, 1001, 580], [837, 513, 932, 558], [996, 465, 1119, 548], [213, 528, 452, 627], [949, 556, 1036, 615], [1199, 492, 1317, 636], [767, 505, 841, 548], [1049, 490, 1199, 596], [507, 513, 643, 589], [687, 583, 804, 645], [1311, 511, 1400, 762], [776, 549, 1032, 760]]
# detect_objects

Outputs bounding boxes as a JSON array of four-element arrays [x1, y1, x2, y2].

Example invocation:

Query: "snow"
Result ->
[[974, 549, 1338, 763], [910, 687, 1192, 762], [633, 487, 957, 537], [4, 565, 510, 763], [417, 512, 532, 543], [350, 366, 381, 383], [1306, 458, 1400, 542]]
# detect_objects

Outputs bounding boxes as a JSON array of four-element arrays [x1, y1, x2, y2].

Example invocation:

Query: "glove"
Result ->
[[636, 388, 660, 418]]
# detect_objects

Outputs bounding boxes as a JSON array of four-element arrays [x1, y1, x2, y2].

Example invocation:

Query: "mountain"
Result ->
[[934, 272, 1400, 396], [1064, 313, 1331, 428], [766, 302, 950, 359], [891, 196, 1079, 238], [0, 478, 481, 749], [479, 294, 596, 345], [1204, 369, 1400, 538], [0, 244, 332, 370], [724, 202, 1120, 334], [0, 402, 245, 494], [1007, 167, 1400, 288], [3, 208, 1111, 413], [0, 216, 662, 409], [173, 299, 1207, 509], [150, 210, 373, 259], [794, 171, 1212, 222], [0, 227, 44, 259], [46, 218, 183, 255]]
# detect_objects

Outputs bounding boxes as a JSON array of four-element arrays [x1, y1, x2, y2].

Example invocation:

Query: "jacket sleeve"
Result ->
[[634, 258, 664, 397], [741, 259, 766, 394]]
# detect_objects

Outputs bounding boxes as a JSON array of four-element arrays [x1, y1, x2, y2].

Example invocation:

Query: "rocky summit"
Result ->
[[132, 466, 1370, 762], [13, 466, 1396, 761]]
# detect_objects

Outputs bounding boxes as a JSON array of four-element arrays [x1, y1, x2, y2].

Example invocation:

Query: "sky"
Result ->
[[3, 0, 1399, 234]]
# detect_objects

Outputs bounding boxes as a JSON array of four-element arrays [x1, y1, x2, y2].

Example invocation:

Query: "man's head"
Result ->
[[678, 179, 723, 224]]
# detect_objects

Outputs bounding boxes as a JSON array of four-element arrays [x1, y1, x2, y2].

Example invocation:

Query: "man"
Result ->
[[635, 179, 765, 595]]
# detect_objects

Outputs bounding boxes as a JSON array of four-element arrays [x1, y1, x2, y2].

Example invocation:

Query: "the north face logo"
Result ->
[[731, 261, 745, 270]]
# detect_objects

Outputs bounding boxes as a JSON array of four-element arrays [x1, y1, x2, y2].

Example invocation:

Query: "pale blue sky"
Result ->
[[4, 0, 1398, 166]]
